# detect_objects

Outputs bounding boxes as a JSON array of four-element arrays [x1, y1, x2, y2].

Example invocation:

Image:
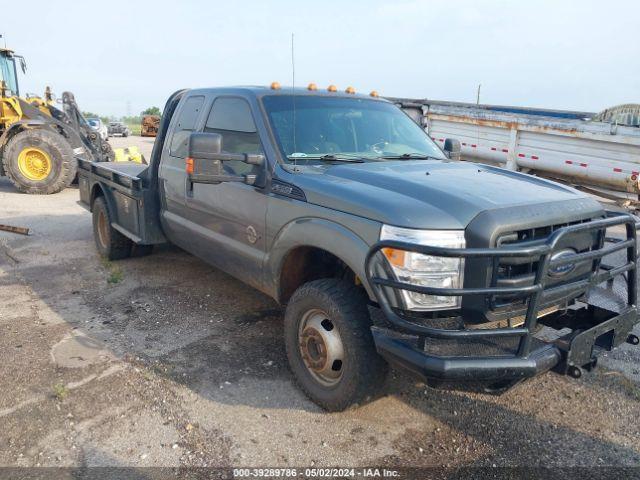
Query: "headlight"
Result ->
[[379, 225, 465, 311]]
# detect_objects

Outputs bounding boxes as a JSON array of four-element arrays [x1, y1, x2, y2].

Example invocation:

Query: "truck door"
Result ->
[[183, 96, 268, 291], [158, 94, 206, 224]]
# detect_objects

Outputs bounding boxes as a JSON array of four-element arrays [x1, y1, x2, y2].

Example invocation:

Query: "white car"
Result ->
[[87, 118, 108, 141]]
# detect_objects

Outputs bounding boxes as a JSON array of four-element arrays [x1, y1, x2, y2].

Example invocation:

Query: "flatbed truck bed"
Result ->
[[77, 157, 165, 245]]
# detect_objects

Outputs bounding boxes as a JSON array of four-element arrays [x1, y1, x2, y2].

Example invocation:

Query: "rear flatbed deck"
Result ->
[[77, 158, 148, 191]]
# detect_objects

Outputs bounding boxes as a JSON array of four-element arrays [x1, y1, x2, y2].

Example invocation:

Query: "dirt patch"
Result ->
[[51, 333, 115, 369]]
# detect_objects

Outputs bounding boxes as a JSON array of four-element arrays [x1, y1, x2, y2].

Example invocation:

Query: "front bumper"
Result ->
[[365, 213, 640, 384], [370, 306, 637, 384]]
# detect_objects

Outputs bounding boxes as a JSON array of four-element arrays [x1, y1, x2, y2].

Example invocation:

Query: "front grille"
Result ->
[[495, 218, 595, 281], [489, 218, 603, 316]]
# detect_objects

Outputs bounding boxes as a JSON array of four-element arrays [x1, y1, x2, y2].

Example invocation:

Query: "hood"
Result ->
[[286, 160, 602, 229]]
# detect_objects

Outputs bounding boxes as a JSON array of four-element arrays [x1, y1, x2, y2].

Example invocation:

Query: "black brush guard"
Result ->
[[365, 212, 639, 383]]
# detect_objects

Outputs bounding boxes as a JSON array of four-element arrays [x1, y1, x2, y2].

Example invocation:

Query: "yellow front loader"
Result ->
[[0, 47, 114, 194]]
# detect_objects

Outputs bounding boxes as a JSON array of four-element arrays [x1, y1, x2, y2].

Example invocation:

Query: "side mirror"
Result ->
[[188, 132, 222, 159], [443, 138, 461, 161], [187, 132, 265, 185]]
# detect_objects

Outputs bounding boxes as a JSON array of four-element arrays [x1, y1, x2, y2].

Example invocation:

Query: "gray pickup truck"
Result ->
[[107, 121, 130, 137], [78, 85, 639, 411]]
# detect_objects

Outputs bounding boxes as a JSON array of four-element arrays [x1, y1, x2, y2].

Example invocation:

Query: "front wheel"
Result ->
[[2, 129, 76, 194], [284, 279, 388, 411]]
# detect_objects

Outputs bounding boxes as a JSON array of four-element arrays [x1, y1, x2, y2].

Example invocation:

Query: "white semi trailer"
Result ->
[[393, 99, 640, 209]]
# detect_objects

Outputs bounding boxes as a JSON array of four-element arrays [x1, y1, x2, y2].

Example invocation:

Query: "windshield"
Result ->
[[0, 53, 19, 96], [262, 95, 445, 163]]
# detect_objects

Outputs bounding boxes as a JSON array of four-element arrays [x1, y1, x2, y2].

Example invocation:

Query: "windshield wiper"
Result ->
[[287, 154, 365, 163], [379, 153, 441, 160]]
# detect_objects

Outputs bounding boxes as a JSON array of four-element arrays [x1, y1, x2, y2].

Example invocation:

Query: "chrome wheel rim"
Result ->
[[298, 309, 344, 386]]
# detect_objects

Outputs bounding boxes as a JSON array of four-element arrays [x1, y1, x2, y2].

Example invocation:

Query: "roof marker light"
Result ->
[[327, 84, 338, 92], [270, 81, 281, 90], [370, 90, 379, 97], [307, 83, 317, 91], [345, 86, 355, 94]]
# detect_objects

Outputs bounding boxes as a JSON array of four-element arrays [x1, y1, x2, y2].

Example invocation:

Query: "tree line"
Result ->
[[82, 107, 162, 126]]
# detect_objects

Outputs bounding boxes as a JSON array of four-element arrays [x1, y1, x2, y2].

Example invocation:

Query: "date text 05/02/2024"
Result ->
[[233, 468, 400, 478]]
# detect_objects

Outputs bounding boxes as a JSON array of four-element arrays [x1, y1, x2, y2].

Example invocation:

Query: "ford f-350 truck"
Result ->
[[78, 85, 640, 411]]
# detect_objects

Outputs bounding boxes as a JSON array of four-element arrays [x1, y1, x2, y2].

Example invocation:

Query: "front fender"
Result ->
[[266, 217, 379, 302], [0, 119, 84, 153], [0, 120, 44, 146]]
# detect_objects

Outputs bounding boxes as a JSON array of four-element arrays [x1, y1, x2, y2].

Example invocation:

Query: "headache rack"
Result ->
[[365, 212, 638, 362]]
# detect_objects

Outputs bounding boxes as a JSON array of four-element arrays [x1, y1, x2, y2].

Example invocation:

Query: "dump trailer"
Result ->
[[393, 98, 640, 209], [141, 115, 159, 137], [0, 46, 113, 194]]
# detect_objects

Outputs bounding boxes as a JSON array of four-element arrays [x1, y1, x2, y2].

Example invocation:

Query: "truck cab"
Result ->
[[0, 48, 21, 96], [78, 85, 639, 411]]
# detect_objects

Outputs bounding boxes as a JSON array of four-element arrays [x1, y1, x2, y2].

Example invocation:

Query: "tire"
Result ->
[[2, 129, 76, 194], [284, 279, 388, 411], [92, 196, 132, 260]]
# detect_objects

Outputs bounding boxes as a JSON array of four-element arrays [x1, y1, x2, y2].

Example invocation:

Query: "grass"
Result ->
[[125, 123, 142, 136], [101, 257, 124, 284], [107, 268, 123, 284], [52, 383, 69, 401]]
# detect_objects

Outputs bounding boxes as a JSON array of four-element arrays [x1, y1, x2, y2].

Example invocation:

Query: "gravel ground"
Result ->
[[0, 138, 639, 474]]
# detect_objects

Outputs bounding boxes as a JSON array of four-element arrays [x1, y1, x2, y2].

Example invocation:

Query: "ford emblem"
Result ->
[[548, 248, 577, 277]]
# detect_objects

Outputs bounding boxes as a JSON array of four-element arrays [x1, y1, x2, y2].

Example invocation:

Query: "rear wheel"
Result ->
[[92, 196, 132, 260], [284, 279, 388, 411], [2, 129, 76, 194]]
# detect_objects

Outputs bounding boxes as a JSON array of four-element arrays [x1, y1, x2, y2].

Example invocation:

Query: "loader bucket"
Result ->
[[113, 146, 145, 164]]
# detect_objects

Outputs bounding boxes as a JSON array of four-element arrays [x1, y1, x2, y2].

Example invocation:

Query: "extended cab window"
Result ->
[[169, 95, 205, 157], [204, 97, 263, 176]]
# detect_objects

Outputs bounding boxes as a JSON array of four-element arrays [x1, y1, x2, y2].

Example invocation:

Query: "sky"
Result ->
[[3, 0, 638, 118]]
